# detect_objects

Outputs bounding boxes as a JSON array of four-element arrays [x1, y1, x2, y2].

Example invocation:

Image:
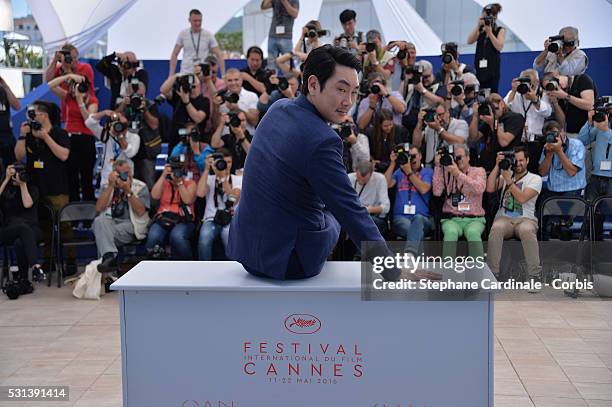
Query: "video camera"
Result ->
[[393, 143, 411, 166], [438, 145, 455, 167], [498, 151, 516, 171], [593, 96, 612, 123], [450, 80, 464, 97], [441, 42, 458, 65], [516, 77, 532, 95], [173, 74, 195, 94], [217, 89, 240, 104], [402, 64, 424, 85], [331, 121, 353, 139]]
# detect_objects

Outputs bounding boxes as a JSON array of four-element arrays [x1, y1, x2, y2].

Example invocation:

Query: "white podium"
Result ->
[[112, 261, 494, 407]]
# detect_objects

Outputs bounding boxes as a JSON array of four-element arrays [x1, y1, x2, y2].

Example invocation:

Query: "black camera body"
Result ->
[[61, 50, 72, 64], [450, 80, 464, 97], [338, 34, 352, 49], [331, 121, 353, 139], [403, 65, 423, 85], [483, 16, 494, 26], [441, 42, 458, 65], [3, 278, 33, 300], [365, 42, 377, 53], [593, 96, 612, 123], [217, 89, 239, 104], [423, 108, 437, 123], [516, 77, 532, 95], [129, 93, 144, 110], [478, 102, 492, 116], [438, 145, 455, 167], [393, 143, 411, 166], [396, 48, 407, 60], [74, 78, 89, 94], [200, 63, 211, 77], [29, 120, 42, 131], [12, 162, 28, 183], [547, 35, 565, 53], [110, 120, 127, 135], [226, 112, 242, 128], [210, 153, 228, 171], [499, 151, 516, 171], [545, 131, 560, 144], [370, 84, 381, 95], [173, 74, 195, 94], [307, 25, 328, 39], [178, 127, 204, 144], [167, 156, 186, 180]]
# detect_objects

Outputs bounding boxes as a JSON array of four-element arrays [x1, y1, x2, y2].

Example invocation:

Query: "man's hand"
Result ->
[[189, 137, 201, 155], [428, 116, 442, 131], [480, 112, 494, 128], [205, 155, 215, 172], [494, 152, 504, 169], [594, 112, 609, 132], [510, 78, 519, 93], [368, 93, 379, 108], [176, 86, 190, 104], [108, 170, 119, 187], [32, 127, 49, 141], [346, 134, 357, 145], [389, 151, 398, 163], [549, 89, 569, 101], [231, 124, 245, 140], [4, 165, 15, 182], [19, 122, 30, 138], [525, 89, 538, 102], [414, 81, 426, 94], [446, 160, 461, 177], [501, 168, 513, 185], [117, 177, 132, 194]]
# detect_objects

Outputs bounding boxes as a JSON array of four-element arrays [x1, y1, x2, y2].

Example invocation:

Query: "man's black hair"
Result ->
[[301, 45, 362, 96], [246, 46, 264, 59], [33, 100, 61, 127], [339, 9, 356, 24], [543, 120, 563, 134], [189, 9, 202, 16]]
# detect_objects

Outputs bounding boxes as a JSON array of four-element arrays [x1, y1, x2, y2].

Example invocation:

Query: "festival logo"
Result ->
[[284, 314, 322, 335]]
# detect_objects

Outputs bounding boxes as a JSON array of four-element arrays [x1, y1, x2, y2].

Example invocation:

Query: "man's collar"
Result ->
[[296, 94, 325, 122]]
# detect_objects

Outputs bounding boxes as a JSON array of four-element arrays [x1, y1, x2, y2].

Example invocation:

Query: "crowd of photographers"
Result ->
[[1, 3, 611, 296]]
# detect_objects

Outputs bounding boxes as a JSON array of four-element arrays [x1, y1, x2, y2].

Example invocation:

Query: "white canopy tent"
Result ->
[[25, 0, 612, 59]]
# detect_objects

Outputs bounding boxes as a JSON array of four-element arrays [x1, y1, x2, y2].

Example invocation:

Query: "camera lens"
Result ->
[[548, 42, 560, 53], [396, 49, 407, 60], [442, 53, 453, 64], [517, 83, 530, 95], [214, 159, 228, 171], [451, 85, 463, 96], [370, 84, 380, 95]]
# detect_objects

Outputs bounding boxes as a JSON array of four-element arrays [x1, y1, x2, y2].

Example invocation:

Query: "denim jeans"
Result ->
[[392, 215, 432, 255], [145, 222, 195, 260], [198, 220, 230, 260], [267, 36, 293, 68]]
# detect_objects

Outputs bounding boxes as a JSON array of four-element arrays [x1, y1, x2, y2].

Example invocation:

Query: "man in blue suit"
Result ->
[[228, 45, 398, 280]]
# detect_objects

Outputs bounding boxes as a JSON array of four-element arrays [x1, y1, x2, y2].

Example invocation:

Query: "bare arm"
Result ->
[[169, 44, 182, 76], [177, 182, 197, 204], [1, 83, 20, 110], [160, 75, 177, 98], [196, 167, 211, 198], [212, 47, 225, 75], [19, 183, 34, 209], [467, 21, 481, 45], [96, 185, 114, 212], [487, 27, 505, 52], [508, 184, 539, 205], [245, 108, 259, 127], [281, 0, 298, 18], [210, 121, 225, 149], [261, 0, 273, 9]]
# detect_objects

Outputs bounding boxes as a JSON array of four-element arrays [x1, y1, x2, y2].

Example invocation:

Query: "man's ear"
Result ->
[[307, 75, 319, 96]]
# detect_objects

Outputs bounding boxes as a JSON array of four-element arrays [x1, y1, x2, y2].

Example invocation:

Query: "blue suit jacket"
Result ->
[[227, 95, 387, 280]]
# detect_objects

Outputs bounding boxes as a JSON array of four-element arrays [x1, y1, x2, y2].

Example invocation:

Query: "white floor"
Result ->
[[1, 283, 611, 406]]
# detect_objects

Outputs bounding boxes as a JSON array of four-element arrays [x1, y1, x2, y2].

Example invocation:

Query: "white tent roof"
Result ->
[[3, 32, 30, 41]]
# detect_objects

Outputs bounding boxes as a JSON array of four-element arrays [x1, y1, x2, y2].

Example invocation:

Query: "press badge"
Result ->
[[404, 204, 416, 215], [601, 160, 612, 171], [33, 160, 44, 169], [458, 201, 471, 212], [479, 59, 488, 69], [275, 25, 285, 35], [186, 171, 193, 180]]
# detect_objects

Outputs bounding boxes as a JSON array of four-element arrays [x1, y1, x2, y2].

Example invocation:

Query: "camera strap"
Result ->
[[190, 30, 202, 58], [213, 176, 233, 209], [354, 179, 367, 198]]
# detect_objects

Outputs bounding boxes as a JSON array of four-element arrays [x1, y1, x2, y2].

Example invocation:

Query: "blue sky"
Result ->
[[11, 0, 30, 18]]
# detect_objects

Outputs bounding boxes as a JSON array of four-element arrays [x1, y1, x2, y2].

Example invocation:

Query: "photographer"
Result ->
[[399, 60, 446, 136], [48, 71, 99, 202], [505, 69, 552, 140], [210, 111, 251, 173], [95, 51, 148, 109], [365, 109, 410, 173], [93, 159, 150, 273], [357, 72, 406, 131], [0, 164, 43, 289], [359, 29, 395, 82], [533, 27, 587, 76], [257, 73, 301, 114], [390, 41, 417, 91], [538, 120, 586, 201], [169, 122, 214, 181], [262, 0, 300, 69], [432, 144, 487, 258], [218, 69, 259, 134], [434, 42, 476, 90], [195, 56, 225, 133], [146, 158, 197, 260], [276, 20, 325, 75], [467, 3, 505, 93], [240, 46, 268, 97], [196, 150, 242, 260], [85, 110, 139, 188], [413, 103, 468, 167], [169, 9, 225, 76], [579, 108, 612, 201], [542, 72, 595, 137], [348, 160, 389, 232], [160, 73, 209, 151], [44, 43, 94, 93], [334, 9, 360, 55], [0, 76, 21, 167], [385, 146, 433, 255], [469, 93, 524, 171], [14, 101, 75, 273], [486, 147, 542, 284], [447, 72, 479, 124]]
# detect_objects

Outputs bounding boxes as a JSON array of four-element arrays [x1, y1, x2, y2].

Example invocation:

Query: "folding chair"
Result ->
[[591, 196, 612, 241], [538, 196, 590, 241], [56, 201, 98, 287]]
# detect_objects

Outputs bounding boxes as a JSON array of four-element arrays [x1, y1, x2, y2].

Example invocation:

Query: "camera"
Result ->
[[210, 153, 228, 171], [306, 25, 329, 38], [593, 96, 612, 123], [365, 42, 377, 53], [331, 121, 353, 139], [217, 89, 239, 104], [3, 278, 33, 300], [214, 194, 236, 226], [60, 50, 72, 64], [11, 162, 28, 183], [200, 63, 211, 77], [370, 84, 381, 95], [393, 143, 411, 166], [547, 35, 565, 53], [26, 105, 42, 131], [438, 145, 455, 167], [173, 74, 195, 93], [498, 151, 516, 171], [178, 127, 204, 143], [403, 64, 423, 85], [423, 108, 437, 123], [226, 112, 242, 128], [166, 156, 186, 180], [153, 94, 167, 105], [478, 102, 492, 116], [544, 130, 560, 144], [483, 5, 494, 26], [129, 94, 143, 110], [72, 77, 89, 94], [483, 16, 494, 26], [516, 77, 532, 95], [476, 88, 491, 104], [450, 80, 464, 97], [549, 218, 573, 241], [441, 42, 458, 64], [545, 78, 560, 92], [338, 34, 351, 49], [110, 120, 127, 135], [264, 69, 289, 91]]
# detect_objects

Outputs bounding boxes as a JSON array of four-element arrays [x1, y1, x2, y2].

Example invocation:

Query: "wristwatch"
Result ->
[[126, 192, 134, 198]]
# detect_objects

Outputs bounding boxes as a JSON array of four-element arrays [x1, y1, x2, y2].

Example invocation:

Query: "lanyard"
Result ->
[[354, 180, 368, 198], [190, 30, 202, 57]]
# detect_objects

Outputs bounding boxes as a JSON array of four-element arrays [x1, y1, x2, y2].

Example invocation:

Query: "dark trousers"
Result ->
[[0, 133, 16, 169], [245, 249, 307, 280], [586, 176, 612, 239], [0, 221, 41, 279], [67, 133, 96, 202]]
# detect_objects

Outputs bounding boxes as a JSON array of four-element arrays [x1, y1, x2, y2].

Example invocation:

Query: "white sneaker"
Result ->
[[527, 276, 542, 294]]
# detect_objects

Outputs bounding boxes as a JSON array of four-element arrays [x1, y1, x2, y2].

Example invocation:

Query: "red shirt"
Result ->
[[53, 62, 96, 134], [157, 180, 195, 221]]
